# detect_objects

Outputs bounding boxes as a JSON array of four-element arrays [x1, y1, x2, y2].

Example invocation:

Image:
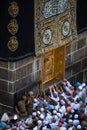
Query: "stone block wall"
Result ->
[[65, 31, 87, 83], [0, 56, 41, 111]]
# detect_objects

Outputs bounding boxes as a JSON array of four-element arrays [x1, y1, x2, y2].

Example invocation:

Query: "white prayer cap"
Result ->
[[57, 112, 62, 118], [71, 109, 75, 113], [54, 115, 58, 121], [59, 108, 62, 113], [53, 110, 57, 114], [37, 120, 42, 125], [64, 112, 67, 115], [82, 83, 86, 87], [74, 114, 78, 119], [40, 107, 44, 112], [78, 86, 83, 90], [13, 114, 18, 120], [40, 114, 44, 120], [68, 119, 73, 123], [32, 112, 36, 116], [77, 125, 81, 129], [37, 111, 40, 115]]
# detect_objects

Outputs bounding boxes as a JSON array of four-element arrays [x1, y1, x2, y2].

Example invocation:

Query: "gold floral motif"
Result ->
[[8, 1, 19, 18], [7, 19, 19, 35], [8, 36, 19, 52]]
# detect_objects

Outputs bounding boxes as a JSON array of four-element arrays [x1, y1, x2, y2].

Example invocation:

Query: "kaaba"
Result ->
[[0, 0, 86, 113], [0, 0, 34, 61]]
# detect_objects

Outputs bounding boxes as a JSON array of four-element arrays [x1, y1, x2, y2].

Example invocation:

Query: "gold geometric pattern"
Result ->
[[7, 36, 19, 52], [7, 19, 19, 35], [8, 1, 19, 18]]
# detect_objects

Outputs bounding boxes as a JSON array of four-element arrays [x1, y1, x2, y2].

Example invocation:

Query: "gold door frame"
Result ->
[[41, 45, 65, 90]]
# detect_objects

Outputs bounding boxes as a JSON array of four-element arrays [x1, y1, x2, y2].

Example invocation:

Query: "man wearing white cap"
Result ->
[[49, 85, 59, 103], [32, 112, 37, 120], [77, 125, 82, 129], [36, 110, 41, 118], [60, 105, 66, 116], [63, 78, 72, 88], [68, 119, 76, 130], [39, 114, 44, 121], [40, 107, 45, 117], [50, 115, 58, 130], [45, 113, 52, 124], [62, 80, 73, 96], [37, 120, 42, 129], [73, 114, 80, 127], [73, 98, 81, 110], [33, 98, 39, 109]]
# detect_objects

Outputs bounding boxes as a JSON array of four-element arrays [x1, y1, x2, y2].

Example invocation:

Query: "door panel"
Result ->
[[41, 46, 65, 85]]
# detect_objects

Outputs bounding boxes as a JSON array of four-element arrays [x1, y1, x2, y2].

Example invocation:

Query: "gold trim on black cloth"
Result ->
[[8, 1, 19, 18], [8, 36, 19, 52], [7, 19, 19, 35]]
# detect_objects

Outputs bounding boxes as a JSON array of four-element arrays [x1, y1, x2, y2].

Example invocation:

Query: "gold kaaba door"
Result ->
[[41, 51, 54, 84], [41, 46, 65, 86]]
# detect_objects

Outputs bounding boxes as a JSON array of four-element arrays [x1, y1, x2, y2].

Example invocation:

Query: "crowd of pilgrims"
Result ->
[[0, 78, 87, 130]]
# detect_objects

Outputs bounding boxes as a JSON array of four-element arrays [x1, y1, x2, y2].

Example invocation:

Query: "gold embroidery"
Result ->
[[8, 1, 19, 18], [7, 19, 19, 35], [8, 36, 19, 52]]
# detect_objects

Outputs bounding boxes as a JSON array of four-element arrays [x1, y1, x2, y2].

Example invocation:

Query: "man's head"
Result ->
[[28, 91, 34, 97], [22, 96, 27, 101]]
